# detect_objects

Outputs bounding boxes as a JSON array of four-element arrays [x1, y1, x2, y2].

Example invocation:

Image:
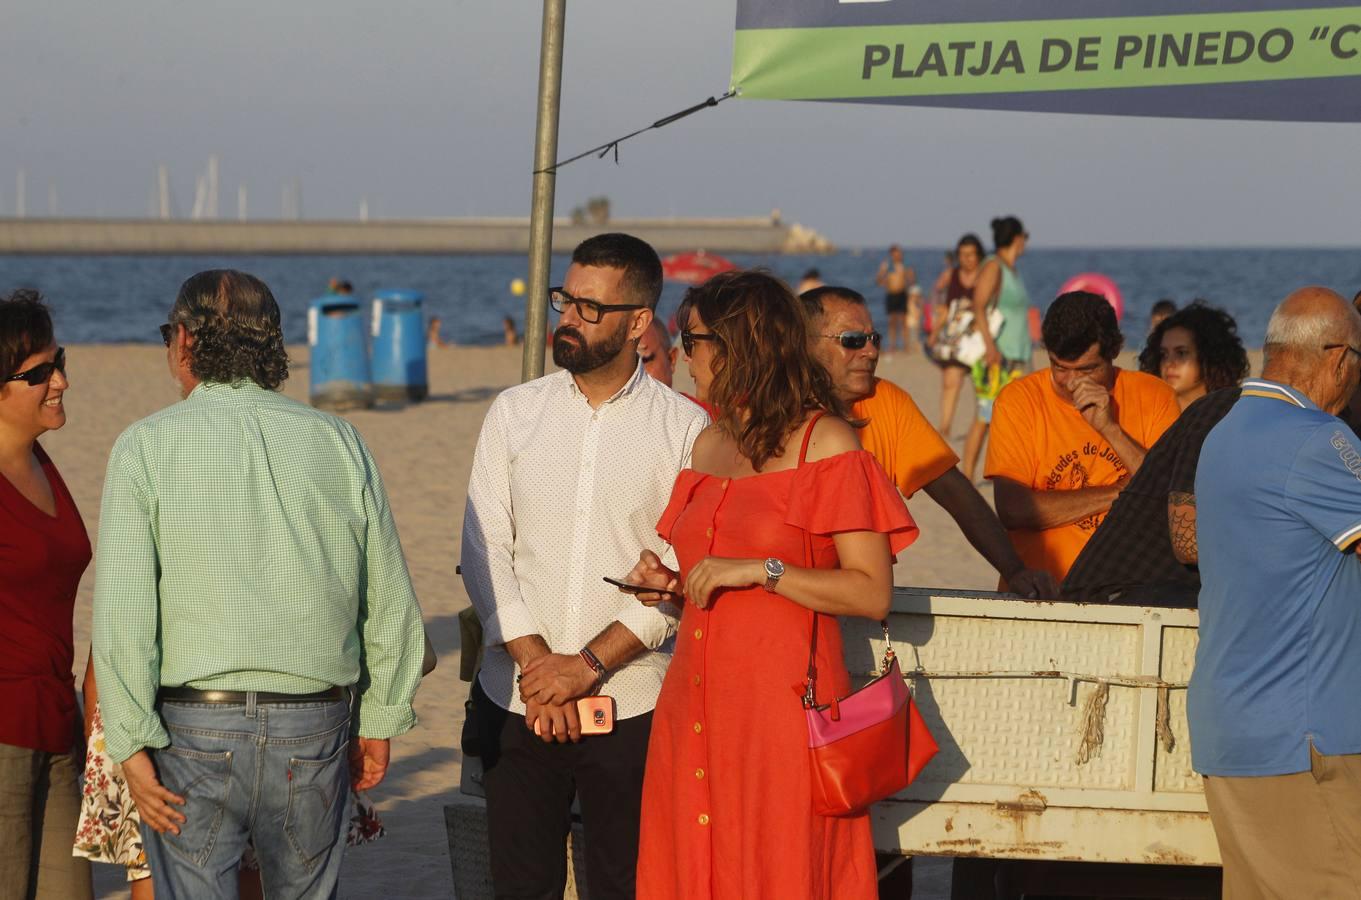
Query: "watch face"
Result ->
[[765, 558, 785, 578]]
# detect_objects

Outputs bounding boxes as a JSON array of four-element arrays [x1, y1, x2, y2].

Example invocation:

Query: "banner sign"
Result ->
[[732, 1, 1361, 121]]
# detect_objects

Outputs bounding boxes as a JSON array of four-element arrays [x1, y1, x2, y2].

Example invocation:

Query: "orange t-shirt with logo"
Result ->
[[985, 368, 1179, 582], [852, 378, 959, 498]]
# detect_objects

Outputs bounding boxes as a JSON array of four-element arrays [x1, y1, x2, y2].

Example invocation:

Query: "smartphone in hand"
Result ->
[[603, 576, 682, 604], [533, 696, 616, 736]]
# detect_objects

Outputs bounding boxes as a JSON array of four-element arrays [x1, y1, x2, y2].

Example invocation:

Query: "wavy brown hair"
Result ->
[[686, 270, 848, 470]]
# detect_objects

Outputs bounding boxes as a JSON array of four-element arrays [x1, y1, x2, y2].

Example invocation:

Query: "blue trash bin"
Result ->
[[371, 289, 429, 402], [308, 296, 372, 411]]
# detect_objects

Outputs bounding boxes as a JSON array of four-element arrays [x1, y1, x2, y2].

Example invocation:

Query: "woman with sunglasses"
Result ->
[[627, 271, 918, 900], [0, 290, 92, 899]]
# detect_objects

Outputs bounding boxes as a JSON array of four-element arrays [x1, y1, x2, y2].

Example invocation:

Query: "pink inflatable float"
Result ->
[[1059, 273, 1124, 322]]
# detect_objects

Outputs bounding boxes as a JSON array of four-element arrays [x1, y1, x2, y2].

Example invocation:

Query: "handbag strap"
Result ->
[[798, 413, 821, 708], [797, 413, 896, 709]]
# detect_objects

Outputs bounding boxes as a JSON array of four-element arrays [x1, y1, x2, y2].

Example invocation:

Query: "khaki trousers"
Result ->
[[1204, 746, 1361, 900], [0, 742, 92, 900]]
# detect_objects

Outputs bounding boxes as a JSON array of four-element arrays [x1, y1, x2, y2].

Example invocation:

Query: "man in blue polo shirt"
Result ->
[[1191, 286, 1361, 897]]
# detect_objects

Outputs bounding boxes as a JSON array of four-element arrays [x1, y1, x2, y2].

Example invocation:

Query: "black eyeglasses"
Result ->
[[159, 323, 175, 346], [548, 287, 643, 324], [681, 330, 718, 356], [6, 347, 65, 386], [822, 330, 882, 350], [1324, 343, 1361, 362]]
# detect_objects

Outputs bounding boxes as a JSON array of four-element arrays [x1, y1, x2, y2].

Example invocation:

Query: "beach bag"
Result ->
[[791, 414, 938, 817], [944, 303, 1005, 367]]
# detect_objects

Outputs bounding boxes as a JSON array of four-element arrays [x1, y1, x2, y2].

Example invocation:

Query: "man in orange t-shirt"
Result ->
[[803, 287, 1057, 598], [987, 291, 1179, 584]]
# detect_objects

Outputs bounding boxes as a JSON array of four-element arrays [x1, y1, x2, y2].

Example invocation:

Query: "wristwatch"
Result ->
[[763, 557, 786, 593]]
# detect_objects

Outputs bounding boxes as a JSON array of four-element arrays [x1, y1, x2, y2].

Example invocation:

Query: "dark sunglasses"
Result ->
[[681, 330, 718, 356], [822, 330, 882, 350], [159, 323, 175, 346], [6, 347, 66, 386], [548, 287, 643, 325], [1324, 343, 1361, 362]]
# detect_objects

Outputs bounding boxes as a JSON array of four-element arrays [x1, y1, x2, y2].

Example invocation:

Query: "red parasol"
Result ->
[[661, 250, 737, 285]]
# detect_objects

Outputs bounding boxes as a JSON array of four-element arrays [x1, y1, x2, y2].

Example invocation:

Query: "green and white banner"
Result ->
[[732, 1, 1361, 121]]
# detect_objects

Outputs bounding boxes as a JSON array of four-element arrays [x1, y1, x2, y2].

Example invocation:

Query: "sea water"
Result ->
[[0, 247, 1356, 349]]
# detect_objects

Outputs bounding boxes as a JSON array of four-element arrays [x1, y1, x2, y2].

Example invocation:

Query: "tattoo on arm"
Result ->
[[1168, 491, 1198, 565]]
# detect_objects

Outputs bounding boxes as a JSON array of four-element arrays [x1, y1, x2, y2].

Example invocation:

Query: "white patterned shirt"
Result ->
[[461, 362, 708, 719]]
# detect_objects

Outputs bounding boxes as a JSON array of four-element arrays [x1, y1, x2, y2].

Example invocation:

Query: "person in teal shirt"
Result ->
[[93, 270, 425, 899], [962, 215, 1032, 483]]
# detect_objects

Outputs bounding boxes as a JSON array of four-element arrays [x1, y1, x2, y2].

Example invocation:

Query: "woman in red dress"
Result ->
[[627, 271, 918, 899]]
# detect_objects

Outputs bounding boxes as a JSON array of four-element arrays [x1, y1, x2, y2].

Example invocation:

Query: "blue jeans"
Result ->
[[141, 695, 351, 900]]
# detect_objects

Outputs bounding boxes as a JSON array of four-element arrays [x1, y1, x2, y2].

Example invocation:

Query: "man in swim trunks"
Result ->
[[876, 244, 915, 353]]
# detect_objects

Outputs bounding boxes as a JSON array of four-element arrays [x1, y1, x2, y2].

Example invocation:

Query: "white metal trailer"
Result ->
[[851, 588, 1217, 868]]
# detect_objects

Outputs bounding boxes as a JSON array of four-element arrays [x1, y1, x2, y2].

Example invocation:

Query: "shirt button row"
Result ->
[[693, 722, 703, 734], [695, 768, 705, 780], [698, 814, 710, 826], [693, 629, 703, 639]]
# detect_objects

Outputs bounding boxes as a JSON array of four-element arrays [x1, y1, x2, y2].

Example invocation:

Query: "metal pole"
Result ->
[[521, 0, 566, 383]]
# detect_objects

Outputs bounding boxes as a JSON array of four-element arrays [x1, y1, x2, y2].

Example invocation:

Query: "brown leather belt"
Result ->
[[158, 686, 347, 705]]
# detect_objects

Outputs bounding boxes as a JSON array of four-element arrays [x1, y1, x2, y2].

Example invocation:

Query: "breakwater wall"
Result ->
[[0, 216, 834, 256]]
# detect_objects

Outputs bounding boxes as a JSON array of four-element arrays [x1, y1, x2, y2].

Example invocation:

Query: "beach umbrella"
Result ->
[[661, 250, 738, 285]]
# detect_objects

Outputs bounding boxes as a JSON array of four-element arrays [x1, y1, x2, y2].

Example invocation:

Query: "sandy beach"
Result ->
[[52, 339, 1053, 899]]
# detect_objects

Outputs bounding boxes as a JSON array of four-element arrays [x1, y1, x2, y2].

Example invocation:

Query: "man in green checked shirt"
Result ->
[[92, 270, 425, 899]]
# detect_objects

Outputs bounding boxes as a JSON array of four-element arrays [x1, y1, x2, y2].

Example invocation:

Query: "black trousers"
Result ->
[[472, 679, 652, 900]]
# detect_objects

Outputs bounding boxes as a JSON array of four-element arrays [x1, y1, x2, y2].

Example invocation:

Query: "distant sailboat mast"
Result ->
[[157, 165, 171, 219], [206, 155, 219, 219], [191, 175, 207, 220]]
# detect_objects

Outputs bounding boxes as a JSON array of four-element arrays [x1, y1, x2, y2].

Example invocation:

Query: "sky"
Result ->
[[0, 0, 1357, 247]]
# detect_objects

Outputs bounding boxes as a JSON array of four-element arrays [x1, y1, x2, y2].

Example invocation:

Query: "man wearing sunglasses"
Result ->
[[461, 233, 707, 900], [93, 270, 426, 898], [1189, 287, 1361, 897], [801, 287, 1057, 600]]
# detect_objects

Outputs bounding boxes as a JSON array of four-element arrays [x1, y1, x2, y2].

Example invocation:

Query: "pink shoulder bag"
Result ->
[[793, 413, 939, 817]]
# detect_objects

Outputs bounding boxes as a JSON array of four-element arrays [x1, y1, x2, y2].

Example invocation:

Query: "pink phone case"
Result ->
[[533, 696, 616, 736]]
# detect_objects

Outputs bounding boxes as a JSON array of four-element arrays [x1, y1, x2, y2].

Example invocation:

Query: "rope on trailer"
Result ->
[[1076, 681, 1111, 765], [897, 669, 1185, 764], [902, 669, 1189, 691]]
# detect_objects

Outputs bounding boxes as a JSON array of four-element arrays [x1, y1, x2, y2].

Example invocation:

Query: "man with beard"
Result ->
[[461, 233, 708, 899]]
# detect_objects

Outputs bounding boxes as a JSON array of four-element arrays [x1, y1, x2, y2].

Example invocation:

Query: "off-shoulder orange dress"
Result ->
[[636, 447, 918, 900]]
